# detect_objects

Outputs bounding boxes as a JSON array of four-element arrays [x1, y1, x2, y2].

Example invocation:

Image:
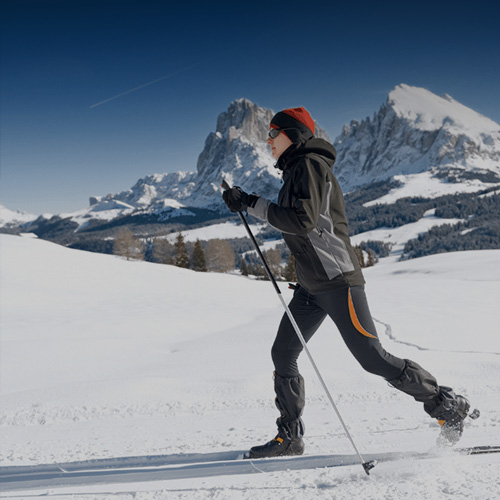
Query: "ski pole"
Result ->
[[221, 180, 376, 475]]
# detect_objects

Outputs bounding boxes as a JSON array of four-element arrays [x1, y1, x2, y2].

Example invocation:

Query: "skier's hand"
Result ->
[[222, 186, 258, 213]]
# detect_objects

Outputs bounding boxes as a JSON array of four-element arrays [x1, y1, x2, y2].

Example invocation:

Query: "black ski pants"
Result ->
[[272, 285, 406, 380]]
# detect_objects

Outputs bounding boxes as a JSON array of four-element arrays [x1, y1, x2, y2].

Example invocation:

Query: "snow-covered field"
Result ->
[[164, 221, 266, 243], [350, 208, 464, 257], [362, 171, 499, 206], [1, 234, 499, 499]]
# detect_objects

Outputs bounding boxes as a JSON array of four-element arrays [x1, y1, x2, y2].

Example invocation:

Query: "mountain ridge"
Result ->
[[3, 85, 500, 223], [2, 85, 500, 259]]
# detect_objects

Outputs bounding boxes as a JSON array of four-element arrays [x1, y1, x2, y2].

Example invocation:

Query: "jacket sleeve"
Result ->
[[247, 157, 327, 235]]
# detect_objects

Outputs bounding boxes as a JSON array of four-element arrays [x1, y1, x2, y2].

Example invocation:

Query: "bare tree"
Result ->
[[366, 250, 376, 267], [205, 239, 235, 272], [114, 228, 144, 261], [263, 248, 283, 279], [353, 245, 365, 268], [283, 253, 297, 281]]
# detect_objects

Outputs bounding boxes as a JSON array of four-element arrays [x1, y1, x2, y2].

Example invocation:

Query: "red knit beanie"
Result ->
[[270, 107, 315, 143]]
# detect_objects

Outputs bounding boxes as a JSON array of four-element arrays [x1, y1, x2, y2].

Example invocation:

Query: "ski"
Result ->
[[1, 445, 498, 493], [459, 444, 500, 455]]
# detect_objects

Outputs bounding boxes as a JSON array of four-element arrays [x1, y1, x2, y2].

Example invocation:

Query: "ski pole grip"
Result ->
[[221, 178, 281, 295]]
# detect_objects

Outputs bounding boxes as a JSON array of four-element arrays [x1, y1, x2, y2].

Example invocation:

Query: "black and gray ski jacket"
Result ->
[[248, 138, 365, 294]]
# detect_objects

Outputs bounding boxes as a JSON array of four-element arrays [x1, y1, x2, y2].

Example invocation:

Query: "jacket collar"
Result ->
[[274, 143, 302, 171]]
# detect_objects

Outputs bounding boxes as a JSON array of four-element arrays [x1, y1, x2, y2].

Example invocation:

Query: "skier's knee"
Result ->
[[387, 359, 439, 402], [271, 344, 300, 377], [358, 357, 389, 377]]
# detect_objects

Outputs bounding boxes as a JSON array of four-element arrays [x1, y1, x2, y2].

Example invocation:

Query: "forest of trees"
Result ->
[[402, 191, 500, 259], [114, 232, 239, 274], [402, 220, 500, 259], [93, 183, 500, 273], [20, 175, 497, 273], [345, 184, 500, 236], [110, 223, 383, 282]]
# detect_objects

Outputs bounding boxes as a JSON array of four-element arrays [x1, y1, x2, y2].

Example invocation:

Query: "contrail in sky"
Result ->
[[89, 62, 199, 109], [89, 26, 294, 109]]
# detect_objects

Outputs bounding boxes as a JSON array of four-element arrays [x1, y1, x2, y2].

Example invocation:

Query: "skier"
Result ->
[[222, 107, 471, 459]]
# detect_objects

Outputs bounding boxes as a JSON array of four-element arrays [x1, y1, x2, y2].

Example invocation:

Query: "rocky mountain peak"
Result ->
[[196, 99, 275, 181], [6, 87, 498, 234], [195, 99, 332, 202], [333, 84, 500, 191], [213, 98, 273, 144]]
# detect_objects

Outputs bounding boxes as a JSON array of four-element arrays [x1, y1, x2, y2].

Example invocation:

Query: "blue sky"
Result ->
[[1, 0, 499, 214]]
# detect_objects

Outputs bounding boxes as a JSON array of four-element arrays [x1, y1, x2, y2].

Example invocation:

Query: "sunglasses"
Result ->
[[268, 128, 295, 139]]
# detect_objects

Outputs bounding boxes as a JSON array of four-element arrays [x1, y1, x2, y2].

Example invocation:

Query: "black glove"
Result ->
[[222, 186, 258, 213]]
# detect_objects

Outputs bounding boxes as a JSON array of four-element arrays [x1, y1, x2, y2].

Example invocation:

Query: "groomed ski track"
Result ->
[[1, 446, 498, 494]]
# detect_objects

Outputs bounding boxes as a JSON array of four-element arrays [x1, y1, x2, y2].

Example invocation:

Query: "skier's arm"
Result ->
[[248, 158, 327, 235]]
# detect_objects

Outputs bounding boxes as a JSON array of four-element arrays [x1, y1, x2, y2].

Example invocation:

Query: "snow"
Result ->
[[350, 208, 464, 257], [0, 203, 37, 226], [390, 84, 500, 137], [334, 84, 500, 195], [165, 222, 266, 243], [1, 234, 500, 499], [364, 171, 500, 207]]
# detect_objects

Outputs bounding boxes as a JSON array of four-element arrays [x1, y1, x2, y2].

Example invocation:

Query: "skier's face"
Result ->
[[267, 129, 293, 159]]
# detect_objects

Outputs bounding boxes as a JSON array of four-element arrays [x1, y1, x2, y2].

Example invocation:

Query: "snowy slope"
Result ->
[[0, 203, 37, 227], [350, 208, 465, 257], [163, 221, 266, 243], [1, 235, 500, 499], [389, 84, 499, 136]]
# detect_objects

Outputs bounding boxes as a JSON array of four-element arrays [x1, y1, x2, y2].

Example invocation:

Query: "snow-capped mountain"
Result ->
[[0, 203, 37, 229], [68, 86, 500, 225], [89, 99, 280, 216], [334, 84, 500, 196], [86, 99, 330, 223], [2, 86, 499, 241]]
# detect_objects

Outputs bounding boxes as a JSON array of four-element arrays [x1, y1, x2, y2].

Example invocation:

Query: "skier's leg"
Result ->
[[318, 285, 471, 443], [271, 285, 327, 377], [271, 286, 326, 435], [248, 287, 326, 459], [316, 285, 406, 380]]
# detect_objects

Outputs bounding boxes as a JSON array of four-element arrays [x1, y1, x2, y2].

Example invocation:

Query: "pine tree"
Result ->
[[191, 239, 207, 272], [248, 262, 266, 278], [240, 255, 249, 276], [174, 233, 190, 269], [152, 238, 174, 264]]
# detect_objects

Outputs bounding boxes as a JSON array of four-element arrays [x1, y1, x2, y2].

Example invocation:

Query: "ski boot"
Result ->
[[247, 432, 304, 459], [436, 394, 472, 446], [424, 386, 480, 446], [246, 419, 305, 459]]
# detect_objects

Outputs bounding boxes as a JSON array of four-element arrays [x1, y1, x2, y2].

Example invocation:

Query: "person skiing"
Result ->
[[222, 107, 472, 459]]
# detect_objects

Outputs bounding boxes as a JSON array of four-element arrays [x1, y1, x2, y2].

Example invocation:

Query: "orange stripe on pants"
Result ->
[[348, 288, 377, 339]]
